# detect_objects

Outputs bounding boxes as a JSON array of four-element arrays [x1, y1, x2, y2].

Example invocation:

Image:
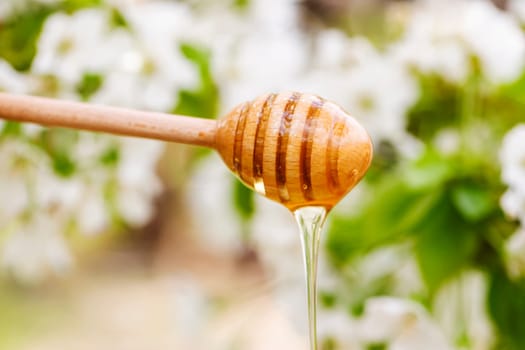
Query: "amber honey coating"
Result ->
[[215, 92, 373, 211]]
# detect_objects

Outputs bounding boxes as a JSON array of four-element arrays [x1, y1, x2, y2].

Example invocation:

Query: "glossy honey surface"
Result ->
[[216, 92, 373, 211]]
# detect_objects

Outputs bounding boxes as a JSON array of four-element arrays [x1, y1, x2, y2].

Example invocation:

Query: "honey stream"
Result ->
[[293, 206, 328, 350]]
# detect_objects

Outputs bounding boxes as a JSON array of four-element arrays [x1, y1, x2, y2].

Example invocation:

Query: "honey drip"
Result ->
[[293, 206, 327, 350]]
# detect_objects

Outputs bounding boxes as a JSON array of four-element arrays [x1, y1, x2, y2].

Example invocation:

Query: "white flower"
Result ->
[[505, 228, 525, 279], [434, 129, 461, 155], [358, 297, 418, 341], [394, 36, 468, 84], [500, 124, 525, 195], [2, 213, 72, 284], [339, 50, 419, 146], [0, 4, 185, 283], [115, 137, 164, 226], [71, 132, 164, 232], [31, 2, 199, 110], [71, 135, 164, 233], [433, 271, 494, 350], [250, 194, 310, 330], [509, 0, 525, 23], [459, 1, 525, 84], [71, 132, 114, 164], [317, 309, 360, 349], [299, 37, 377, 104], [216, 29, 309, 112], [32, 9, 134, 86], [251, 196, 300, 279], [249, 0, 299, 34], [396, 1, 525, 84], [500, 189, 525, 222], [250, 195, 350, 335], [32, 9, 109, 84], [348, 245, 424, 298], [198, 0, 308, 112], [75, 183, 110, 236], [358, 297, 452, 350], [91, 69, 178, 111], [102, 2, 199, 111], [313, 30, 350, 69], [0, 133, 163, 241], [0, 140, 46, 222], [391, 2, 469, 83], [0, 176, 28, 222], [0, 59, 29, 94], [393, 1, 525, 84], [186, 153, 244, 254]]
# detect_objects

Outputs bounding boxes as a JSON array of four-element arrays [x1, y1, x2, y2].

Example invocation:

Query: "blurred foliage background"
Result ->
[[1, 0, 525, 349]]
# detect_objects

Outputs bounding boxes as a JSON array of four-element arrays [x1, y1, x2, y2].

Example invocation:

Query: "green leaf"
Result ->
[[487, 72, 525, 135], [406, 75, 461, 141], [99, 146, 119, 167], [319, 292, 337, 309], [499, 70, 525, 100], [75, 73, 104, 101], [365, 140, 400, 181], [52, 153, 76, 177], [321, 338, 337, 350], [0, 0, 101, 80], [402, 150, 454, 190], [37, 129, 78, 177], [451, 182, 495, 222], [102, 176, 123, 228], [179, 43, 208, 65], [110, 7, 128, 28], [174, 89, 218, 118], [232, 0, 250, 10], [488, 270, 525, 349], [0, 7, 51, 71], [326, 177, 441, 266], [60, 0, 102, 13], [413, 193, 477, 293], [1, 121, 23, 137], [232, 178, 254, 222], [173, 43, 219, 119]]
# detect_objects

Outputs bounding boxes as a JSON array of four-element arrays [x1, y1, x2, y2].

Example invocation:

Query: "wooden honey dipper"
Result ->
[[0, 92, 372, 210]]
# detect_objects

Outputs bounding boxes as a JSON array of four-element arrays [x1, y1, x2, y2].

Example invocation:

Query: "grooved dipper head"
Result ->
[[216, 92, 373, 211]]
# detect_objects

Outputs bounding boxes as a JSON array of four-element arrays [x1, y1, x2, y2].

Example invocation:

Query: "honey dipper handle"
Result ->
[[0, 93, 217, 148]]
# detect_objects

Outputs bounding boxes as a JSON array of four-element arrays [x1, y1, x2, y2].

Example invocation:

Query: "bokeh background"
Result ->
[[1, 0, 525, 349]]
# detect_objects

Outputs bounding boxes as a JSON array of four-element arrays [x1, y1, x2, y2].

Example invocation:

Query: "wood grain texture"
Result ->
[[0, 93, 217, 147], [216, 92, 373, 211]]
